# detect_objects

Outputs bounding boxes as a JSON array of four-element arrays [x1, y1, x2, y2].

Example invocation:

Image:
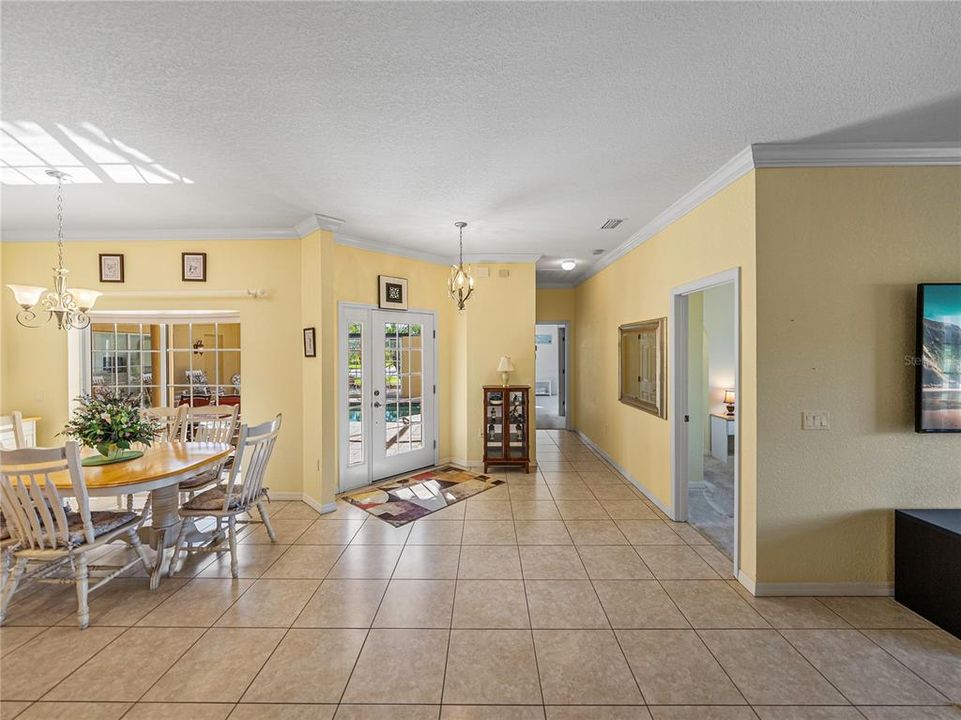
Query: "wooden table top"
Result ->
[[70, 442, 231, 490]]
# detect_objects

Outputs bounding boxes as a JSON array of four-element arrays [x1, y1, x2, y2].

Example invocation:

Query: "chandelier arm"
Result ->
[[15, 308, 51, 329]]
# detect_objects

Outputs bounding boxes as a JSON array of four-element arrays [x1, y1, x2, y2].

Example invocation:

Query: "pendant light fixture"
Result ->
[[448, 221, 475, 311], [7, 170, 101, 330]]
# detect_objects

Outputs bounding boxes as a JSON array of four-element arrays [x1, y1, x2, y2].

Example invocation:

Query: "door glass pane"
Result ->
[[347, 321, 363, 467]]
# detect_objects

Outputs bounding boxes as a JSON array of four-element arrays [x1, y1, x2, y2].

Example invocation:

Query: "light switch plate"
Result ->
[[802, 411, 830, 430]]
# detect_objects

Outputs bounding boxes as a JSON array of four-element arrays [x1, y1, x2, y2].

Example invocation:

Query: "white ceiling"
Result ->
[[2, 2, 959, 284]]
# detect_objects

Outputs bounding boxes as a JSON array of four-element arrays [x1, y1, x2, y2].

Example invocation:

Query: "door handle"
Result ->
[[374, 401, 382, 408]]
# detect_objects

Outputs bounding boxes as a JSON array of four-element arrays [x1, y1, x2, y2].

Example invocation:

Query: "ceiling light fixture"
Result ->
[[560, 259, 577, 271], [6, 169, 101, 330], [448, 221, 475, 311]]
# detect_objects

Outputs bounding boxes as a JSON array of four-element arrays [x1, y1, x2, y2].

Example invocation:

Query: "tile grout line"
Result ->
[[437, 508, 466, 714]]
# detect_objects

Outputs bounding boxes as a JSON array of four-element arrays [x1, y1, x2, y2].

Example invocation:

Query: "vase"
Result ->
[[81, 443, 145, 467]]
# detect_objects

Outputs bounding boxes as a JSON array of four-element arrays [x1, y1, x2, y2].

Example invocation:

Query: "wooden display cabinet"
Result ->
[[483, 385, 531, 473]]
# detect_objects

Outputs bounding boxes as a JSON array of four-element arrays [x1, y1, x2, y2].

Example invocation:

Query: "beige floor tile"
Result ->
[[272, 503, 321, 519], [293, 578, 388, 628], [0, 626, 124, 700], [615, 520, 684, 545], [616, 628, 743, 705], [196, 543, 292, 579], [261, 544, 345, 579], [458, 545, 522, 579], [634, 545, 721, 580], [588, 485, 640, 500], [698, 629, 846, 705], [515, 521, 572, 545], [464, 501, 513, 520], [144, 627, 284, 703], [327, 544, 403, 578], [547, 707, 651, 720], [231, 704, 336, 720], [14, 702, 131, 719], [337, 707, 437, 720], [462, 520, 517, 545], [731, 590, 850, 629], [444, 707, 545, 720], [594, 581, 690, 628], [444, 629, 541, 704], [242, 629, 366, 703], [418, 502, 467, 521], [534, 629, 643, 705], [782, 628, 948, 704], [373, 578, 456, 628], [239, 517, 314, 545], [576, 546, 653, 580], [1, 586, 78, 626], [548, 484, 596, 501], [138, 578, 253, 626], [314, 502, 369, 521], [349, 519, 413, 545], [452, 579, 531, 628], [0, 626, 45, 656], [125, 703, 235, 720], [856, 707, 961, 719], [576, 471, 621, 484], [693, 545, 736, 578], [215, 578, 320, 627], [661, 580, 769, 628], [752, 707, 863, 719], [51, 578, 188, 628], [669, 523, 712, 545], [863, 628, 961, 702], [509, 488, 558, 504], [599, 500, 660, 520], [520, 546, 587, 579], [526, 580, 609, 629], [342, 628, 449, 704], [45, 626, 203, 701], [393, 544, 462, 579], [0, 700, 32, 720], [295, 519, 365, 545], [818, 598, 934, 629], [555, 500, 610, 520], [539, 463, 576, 473], [470, 485, 510, 502], [565, 520, 629, 545], [407, 520, 464, 544]]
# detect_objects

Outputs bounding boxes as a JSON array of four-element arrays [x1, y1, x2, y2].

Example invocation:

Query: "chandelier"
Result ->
[[448, 221, 475, 311], [6, 170, 101, 330]]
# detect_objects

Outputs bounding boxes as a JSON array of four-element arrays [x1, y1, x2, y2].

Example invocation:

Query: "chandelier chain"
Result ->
[[56, 173, 65, 270]]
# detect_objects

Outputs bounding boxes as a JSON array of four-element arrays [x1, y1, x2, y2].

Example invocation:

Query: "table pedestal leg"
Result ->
[[139, 484, 182, 590]]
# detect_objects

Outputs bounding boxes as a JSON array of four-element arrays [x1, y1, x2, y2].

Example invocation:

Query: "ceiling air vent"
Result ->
[[600, 218, 625, 230]]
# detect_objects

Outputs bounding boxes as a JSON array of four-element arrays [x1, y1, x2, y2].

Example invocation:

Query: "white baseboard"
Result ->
[[574, 429, 675, 519], [270, 491, 337, 515], [752, 581, 894, 597], [737, 571, 757, 596]]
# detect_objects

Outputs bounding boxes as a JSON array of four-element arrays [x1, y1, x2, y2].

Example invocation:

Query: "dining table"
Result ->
[[51, 441, 232, 590]]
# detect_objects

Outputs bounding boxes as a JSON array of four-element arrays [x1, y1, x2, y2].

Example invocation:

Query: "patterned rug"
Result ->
[[342, 465, 504, 526]]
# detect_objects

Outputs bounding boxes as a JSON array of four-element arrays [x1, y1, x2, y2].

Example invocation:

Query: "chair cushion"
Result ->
[[178, 468, 221, 490], [65, 510, 138, 546], [182, 484, 266, 512], [0, 512, 9, 541]]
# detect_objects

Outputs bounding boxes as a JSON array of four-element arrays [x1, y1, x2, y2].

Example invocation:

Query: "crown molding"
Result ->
[[1, 226, 300, 242], [335, 233, 451, 265], [575, 141, 961, 286], [296, 213, 345, 236], [536, 281, 577, 290]]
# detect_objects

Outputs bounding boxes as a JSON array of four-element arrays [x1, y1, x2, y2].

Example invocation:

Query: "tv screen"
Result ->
[[916, 283, 961, 432]]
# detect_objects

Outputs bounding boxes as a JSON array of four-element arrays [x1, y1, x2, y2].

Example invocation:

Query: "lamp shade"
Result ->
[[71, 288, 102, 311], [723, 389, 736, 405], [497, 355, 515, 373], [6, 284, 47, 308]]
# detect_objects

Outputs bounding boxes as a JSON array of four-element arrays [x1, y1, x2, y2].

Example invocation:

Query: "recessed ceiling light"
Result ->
[[560, 259, 576, 271]]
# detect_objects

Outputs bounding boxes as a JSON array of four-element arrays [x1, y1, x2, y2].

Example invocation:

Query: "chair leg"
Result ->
[[128, 529, 153, 575], [227, 516, 238, 579], [257, 501, 277, 543], [168, 521, 190, 578], [75, 554, 90, 630], [126, 494, 134, 512], [0, 557, 28, 626]]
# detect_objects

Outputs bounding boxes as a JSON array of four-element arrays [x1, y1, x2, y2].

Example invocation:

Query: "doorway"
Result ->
[[339, 304, 438, 492], [535, 322, 569, 430], [671, 269, 739, 574]]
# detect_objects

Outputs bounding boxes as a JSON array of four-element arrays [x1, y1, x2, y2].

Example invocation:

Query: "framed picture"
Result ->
[[303, 327, 317, 358], [618, 317, 667, 418], [182, 252, 207, 282], [916, 283, 961, 432], [378, 275, 408, 310], [99, 253, 124, 283]]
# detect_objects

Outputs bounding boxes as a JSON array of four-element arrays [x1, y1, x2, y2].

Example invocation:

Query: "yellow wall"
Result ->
[[574, 172, 758, 580], [755, 166, 961, 586], [1, 238, 305, 494]]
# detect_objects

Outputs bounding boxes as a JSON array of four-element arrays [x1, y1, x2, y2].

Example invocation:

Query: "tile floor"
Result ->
[[1, 430, 959, 719]]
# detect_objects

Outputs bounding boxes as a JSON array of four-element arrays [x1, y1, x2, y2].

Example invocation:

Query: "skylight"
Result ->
[[0, 121, 194, 185]]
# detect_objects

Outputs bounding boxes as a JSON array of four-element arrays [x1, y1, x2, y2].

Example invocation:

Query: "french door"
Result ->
[[340, 305, 437, 492]]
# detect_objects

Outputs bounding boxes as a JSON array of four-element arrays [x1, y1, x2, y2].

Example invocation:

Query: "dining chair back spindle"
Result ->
[[0, 411, 26, 450], [184, 405, 239, 444], [0, 442, 152, 628], [144, 404, 188, 443]]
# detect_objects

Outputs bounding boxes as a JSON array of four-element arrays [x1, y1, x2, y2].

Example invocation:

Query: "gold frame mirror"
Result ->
[[618, 317, 667, 418]]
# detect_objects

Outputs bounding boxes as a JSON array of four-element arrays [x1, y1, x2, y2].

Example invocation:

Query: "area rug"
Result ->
[[342, 465, 504, 526]]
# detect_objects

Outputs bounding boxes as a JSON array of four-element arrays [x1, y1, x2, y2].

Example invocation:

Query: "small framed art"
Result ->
[[99, 253, 124, 283], [182, 252, 207, 282], [303, 327, 317, 357], [378, 275, 408, 310]]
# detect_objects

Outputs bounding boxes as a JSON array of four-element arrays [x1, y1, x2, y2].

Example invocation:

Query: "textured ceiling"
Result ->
[[2, 1, 959, 283]]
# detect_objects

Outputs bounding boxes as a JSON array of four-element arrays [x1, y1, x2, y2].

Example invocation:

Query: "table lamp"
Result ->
[[497, 356, 515, 386], [723, 389, 736, 416]]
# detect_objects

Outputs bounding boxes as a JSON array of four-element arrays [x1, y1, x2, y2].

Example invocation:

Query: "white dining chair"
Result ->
[[1, 411, 28, 590], [0, 442, 153, 629], [144, 404, 188, 443], [178, 405, 240, 496], [169, 415, 281, 578], [0, 411, 26, 450]]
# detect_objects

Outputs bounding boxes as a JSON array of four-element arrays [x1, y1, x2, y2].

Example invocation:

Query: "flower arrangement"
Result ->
[[62, 393, 161, 463]]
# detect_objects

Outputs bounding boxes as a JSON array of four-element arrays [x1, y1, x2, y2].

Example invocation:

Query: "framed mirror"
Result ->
[[619, 317, 667, 418]]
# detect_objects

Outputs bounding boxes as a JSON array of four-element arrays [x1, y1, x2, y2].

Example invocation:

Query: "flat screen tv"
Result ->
[[916, 283, 961, 432]]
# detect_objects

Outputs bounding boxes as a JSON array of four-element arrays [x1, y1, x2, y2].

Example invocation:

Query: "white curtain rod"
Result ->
[[102, 289, 270, 300]]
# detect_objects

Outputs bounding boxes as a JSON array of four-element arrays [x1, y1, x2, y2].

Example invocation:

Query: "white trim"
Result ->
[[335, 233, 541, 267], [736, 571, 756, 596], [296, 213, 345, 236], [536, 320, 572, 431], [270, 492, 338, 515], [752, 581, 894, 597], [574, 429, 674, 518], [101, 289, 269, 301], [1, 227, 300, 242], [670, 268, 741, 581], [90, 309, 241, 324], [752, 141, 961, 168], [536, 282, 577, 290]]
